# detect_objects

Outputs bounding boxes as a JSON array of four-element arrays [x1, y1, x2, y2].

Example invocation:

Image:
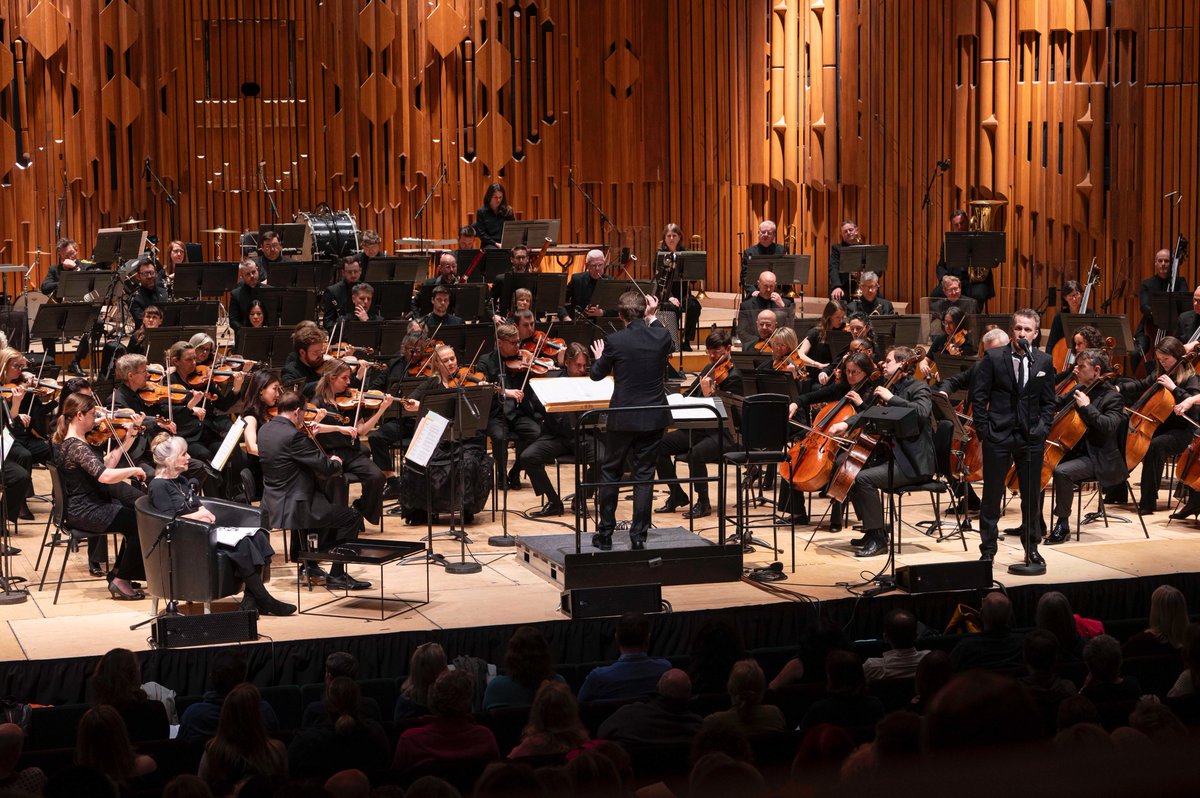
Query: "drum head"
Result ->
[[305, 210, 360, 258], [13, 291, 49, 325]]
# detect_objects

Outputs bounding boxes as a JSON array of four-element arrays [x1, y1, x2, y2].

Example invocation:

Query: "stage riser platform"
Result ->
[[515, 527, 743, 590]]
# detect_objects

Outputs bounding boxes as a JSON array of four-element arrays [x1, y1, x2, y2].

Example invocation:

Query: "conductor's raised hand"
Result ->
[[591, 339, 605, 360]]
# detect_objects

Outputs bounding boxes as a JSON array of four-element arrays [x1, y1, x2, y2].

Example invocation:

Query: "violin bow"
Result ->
[[519, 321, 557, 394]]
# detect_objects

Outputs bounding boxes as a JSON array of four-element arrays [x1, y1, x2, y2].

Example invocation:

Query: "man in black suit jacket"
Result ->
[[827, 346, 937, 557], [971, 309, 1057, 575], [258, 390, 368, 590], [739, 220, 786, 296], [229, 259, 268, 331], [846, 271, 895, 317], [1177, 287, 1200, 351], [321, 255, 362, 331], [1134, 247, 1189, 367], [589, 291, 675, 550], [1045, 349, 1127, 545], [564, 250, 617, 320]]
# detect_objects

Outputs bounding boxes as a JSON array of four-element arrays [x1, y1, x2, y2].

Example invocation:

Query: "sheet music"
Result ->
[[529, 376, 614, 412], [0, 429, 12, 464], [405, 411, 450, 467], [211, 418, 246, 472], [667, 394, 726, 422], [212, 526, 261, 547]]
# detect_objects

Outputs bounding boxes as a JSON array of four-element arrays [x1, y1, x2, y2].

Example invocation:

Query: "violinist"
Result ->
[[520, 343, 597, 519], [421, 285, 464, 329], [929, 306, 976, 357], [51, 393, 148, 601], [164, 341, 221, 463], [188, 333, 246, 446], [1120, 336, 1200, 514], [749, 309, 779, 351], [826, 346, 936, 557], [846, 271, 894, 317], [311, 360, 396, 526], [340, 283, 383, 323], [1045, 280, 1085, 356], [126, 304, 163, 357], [111, 354, 182, 473], [281, 323, 331, 397], [736, 271, 792, 347], [1045, 349, 1127, 545], [818, 313, 875, 385], [756, 328, 806, 379], [655, 329, 741, 519], [494, 287, 533, 327], [971, 309, 1056, 573], [656, 223, 702, 352], [233, 300, 270, 354], [739, 220, 786, 296], [257, 390, 369, 590], [321, 256, 361, 331], [795, 300, 847, 374], [562, 250, 614, 322], [0, 349, 54, 467], [0, 351, 37, 525], [479, 324, 542, 490], [489, 245, 532, 320], [827, 219, 861, 302], [231, 369, 285, 499], [514, 310, 566, 367], [474, 182, 514, 249]]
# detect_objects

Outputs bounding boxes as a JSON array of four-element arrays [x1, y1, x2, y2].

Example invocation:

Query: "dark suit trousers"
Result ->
[[325, 447, 385, 525], [520, 432, 598, 502], [657, 429, 723, 505], [847, 463, 928, 531], [1052, 455, 1095, 520], [1140, 426, 1192, 503], [981, 437, 1044, 554], [598, 429, 663, 543], [487, 413, 540, 476]]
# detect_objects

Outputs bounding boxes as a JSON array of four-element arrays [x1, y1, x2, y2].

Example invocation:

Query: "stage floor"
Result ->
[[1, 468, 1196, 663]]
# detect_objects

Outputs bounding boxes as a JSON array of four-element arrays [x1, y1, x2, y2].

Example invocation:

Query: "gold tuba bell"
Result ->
[[967, 200, 1007, 282]]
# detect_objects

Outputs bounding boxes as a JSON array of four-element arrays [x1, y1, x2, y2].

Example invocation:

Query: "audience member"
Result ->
[[769, 618, 850, 689], [687, 618, 747, 695], [949, 592, 1024, 672], [872, 710, 924, 761], [910, 650, 953, 714], [1035, 591, 1086, 661], [591, 741, 635, 795], [43, 765, 120, 798], [1056, 694, 1101, 732], [564, 748, 624, 798], [404, 776, 464, 798], [396, 642, 449, 721], [1080, 634, 1143, 703], [577, 613, 672, 702], [862, 609, 928, 682], [197, 683, 287, 794], [89, 647, 170, 742], [178, 651, 279, 742], [393, 669, 500, 771], [483, 626, 565, 710], [688, 752, 766, 798], [797, 651, 885, 733], [161, 774, 214, 798], [301, 651, 382, 727], [508, 681, 591, 759], [0, 722, 48, 796], [1128, 696, 1188, 741], [1052, 722, 1116, 753], [923, 671, 1041, 752], [790, 723, 855, 777], [473, 761, 546, 798], [289, 677, 391, 780], [75, 705, 157, 788], [1124, 585, 1189, 658], [597, 668, 703, 747], [688, 717, 753, 766], [1167, 622, 1200, 697], [1019, 629, 1078, 732], [703, 659, 785, 735], [324, 768, 371, 798]]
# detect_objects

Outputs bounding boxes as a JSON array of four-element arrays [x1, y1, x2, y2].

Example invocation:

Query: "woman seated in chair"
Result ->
[[232, 369, 287, 500], [147, 433, 295, 617], [51, 393, 148, 601]]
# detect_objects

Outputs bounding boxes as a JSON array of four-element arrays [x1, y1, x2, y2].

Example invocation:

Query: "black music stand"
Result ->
[[380, 321, 418, 355], [343, 320, 386, 352], [1149, 293, 1192, 343], [838, 245, 889, 299], [30, 303, 100, 360], [854, 404, 920, 597], [268, 261, 336, 290], [590, 279, 656, 311], [931, 353, 980, 395], [454, 250, 486, 282], [538, 320, 597, 350], [460, 325, 496, 359], [944, 231, 1006, 281], [59, 270, 113, 301], [256, 287, 316, 326], [752, 370, 800, 400], [371, 281, 416, 319], [731, 353, 771, 377], [143, 327, 214, 362], [500, 273, 567, 317], [173, 263, 238, 299], [746, 253, 809, 297], [258, 223, 307, 254], [237, 328, 294, 366], [91, 229, 145, 266], [1061, 313, 1134, 356], [500, 219, 561, 249], [158, 302, 221, 328], [367, 255, 429, 284]]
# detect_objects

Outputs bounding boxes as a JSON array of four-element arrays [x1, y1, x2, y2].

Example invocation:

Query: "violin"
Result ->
[[266, 404, 347, 424], [334, 389, 400, 410], [407, 339, 445, 377], [526, 331, 566, 356], [1, 381, 55, 399], [327, 342, 369, 359], [344, 355, 388, 372], [446, 366, 488, 388], [506, 351, 556, 376], [186, 364, 238, 385], [138, 382, 208, 404], [771, 347, 810, 380], [218, 354, 260, 372], [19, 372, 61, 398], [687, 355, 731, 396], [944, 328, 969, 356], [147, 364, 166, 383], [84, 409, 140, 446]]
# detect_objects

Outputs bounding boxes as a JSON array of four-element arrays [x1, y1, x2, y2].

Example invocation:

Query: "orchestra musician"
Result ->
[[495, 288, 534, 326], [164, 341, 221, 463], [562, 250, 614, 321], [41, 237, 88, 374], [520, 342, 597, 518], [846, 271, 894, 317], [1045, 280, 1086, 356], [929, 306, 976, 357], [281, 323, 331, 397], [1044, 348, 1127, 545], [257, 390, 369, 590], [253, 230, 288, 283], [475, 182, 515, 249], [125, 304, 163, 357], [163, 240, 187, 290], [930, 275, 980, 320], [736, 271, 793, 346], [1177, 287, 1200, 352], [756, 328, 806, 379], [422, 285, 464, 329], [827, 219, 862, 302], [933, 209, 994, 311], [111, 353, 181, 475], [1134, 248, 1189, 369], [656, 224, 702, 352], [826, 346, 935, 557], [147, 433, 295, 616], [479, 324, 542, 490], [234, 301, 269, 352], [0, 351, 38, 524], [424, 252, 460, 288], [796, 301, 848, 374], [340, 283, 382, 323], [1055, 324, 1106, 385], [356, 229, 384, 277], [490, 245, 533, 323], [933, 209, 969, 293], [231, 369, 287, 500], [51, 392, 148, 601], [655, 329, 741, 520], [818, 313, 876, 384], [971, 309, 1056, 574], [749, 309, 779, 350], [514, 310, 566, 366], [739, 220, 786, 296], [588, 291, 674, 551], [321, 256, 363, 331], [230, 259, 268, 332], [130, 260, 168, 328], [456, 225, 478, 250]]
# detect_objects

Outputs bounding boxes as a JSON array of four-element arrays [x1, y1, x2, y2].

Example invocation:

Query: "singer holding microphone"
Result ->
[[971, 309, 1056, 575]]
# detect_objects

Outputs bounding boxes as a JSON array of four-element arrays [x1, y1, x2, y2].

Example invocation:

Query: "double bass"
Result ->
[[1052, 259, 1100, 371]]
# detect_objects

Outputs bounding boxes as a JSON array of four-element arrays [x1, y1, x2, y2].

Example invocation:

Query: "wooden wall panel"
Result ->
[[0, 0, 1197, 331]]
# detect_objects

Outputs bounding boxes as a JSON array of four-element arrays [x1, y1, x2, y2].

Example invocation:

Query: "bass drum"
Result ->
[[12, 291, 50, 326], [300, 210, 359, 259]]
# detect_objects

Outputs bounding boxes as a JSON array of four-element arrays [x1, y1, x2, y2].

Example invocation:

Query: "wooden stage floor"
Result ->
[[1, 467, 1196, 664]]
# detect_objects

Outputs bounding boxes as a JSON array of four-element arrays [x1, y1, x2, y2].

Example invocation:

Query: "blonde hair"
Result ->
[[1149, 585, 1189, 648], [151, 434, 188, 475], [0, 347, 25, 378], [315, 359, 352, 401]]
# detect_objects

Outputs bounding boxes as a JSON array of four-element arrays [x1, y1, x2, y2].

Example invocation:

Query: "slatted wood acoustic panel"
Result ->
[[0, 0, 1196, 327]]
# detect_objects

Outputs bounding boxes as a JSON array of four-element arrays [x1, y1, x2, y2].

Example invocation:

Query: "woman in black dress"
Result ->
[[474, 182, 515, 248], [51, 392, 148, 600], [147, 433, 294, 616], [231, 369, 284, 499]]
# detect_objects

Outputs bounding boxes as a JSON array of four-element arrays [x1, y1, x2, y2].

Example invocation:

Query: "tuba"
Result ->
[[967, 200, 1007, 282]]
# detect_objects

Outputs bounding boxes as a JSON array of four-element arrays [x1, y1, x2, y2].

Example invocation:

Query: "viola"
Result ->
[[407, 340, 445, 377], [84, 409, 140, 446], [333, 389, 399, 410], [506, 352, 555, 376], [266, 404, 348, 424], [686, 356, 731, 396], [770, 348, 809, 381], [138, 383, 207, 404], [525, 331, 566, 356], [186, 364, 237, 385], [944, 329, 969, 356], [446, 366, 488, 388]]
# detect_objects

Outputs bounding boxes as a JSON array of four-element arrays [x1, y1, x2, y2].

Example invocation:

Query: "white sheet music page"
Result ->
[[405, 411, 450, 467]]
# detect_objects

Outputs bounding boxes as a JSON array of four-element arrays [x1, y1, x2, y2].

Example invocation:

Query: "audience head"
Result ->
[[726, 659, 768, 714], [161, 774, 214, 798], [1148, 584, 1188, 647], [90, 647, 145, 707], [565, 748, 623, 798], [503, 625, 555, 689], [327, 677, 363, 736], [209, 650, 249, 697], [523, 681, 587, 750], [656, 668, 693, 703], [914, 650, 953, 708], [324, 651, 359, 681], [402, 642, 448, 706], [615, 612, 653, 653], [825, 650, 867, 697], [924, 671, 1040, 752], [980, 591, 1014, 632], [473, 762, 545, 798], [76, 705, 139, 784], [215, 682, 272, 751], [1052, 722, 1116, 753], [1129, 697, 1188, 740], [1035, 591, 1078, 651], [883, 609, 918, 650], [689, 717, 752, 766], [689, 618, 746, 692], [873, 710, 924, 760], [428, 669, 475, 719], [404, 776, 463, 798], [1083, 634, 1124, 683], [791, 723, 855, 775], [1056, 694, 1100, 731], [689, 752, 766, 798], [0, 722, 26, 778], [324, 769, 370, 798], [1022, 629, 1061, 674]]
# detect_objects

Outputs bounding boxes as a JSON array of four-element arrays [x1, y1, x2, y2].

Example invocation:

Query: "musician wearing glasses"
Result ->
[[490, 245, 533, 323], [827, 219, 862, 303], [928, 306, 975, 357], [254, 230, 288, 283], [562, 250, 614, 321], [322, 256, 363, 331], [846, 271, 894, 317]]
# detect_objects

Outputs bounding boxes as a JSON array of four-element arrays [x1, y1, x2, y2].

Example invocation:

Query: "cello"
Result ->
[[1123, 349, 1199, 472], [1052, 259, 1100, 371], [781, 361, 880, 493]]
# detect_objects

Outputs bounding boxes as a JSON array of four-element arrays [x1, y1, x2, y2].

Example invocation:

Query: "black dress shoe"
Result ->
[[17, 503, 33, 521], [67, 362, 85, 377], [655, 497, 688, 513], [855, 536, 886, 557], [382, 477, 403, 500], [327, 573, 372, 591], [1045, 518, 1071, 545], [683, 502, 712, 519], [88, 563, 104, 577], [1138, 501, 1157, 514], [979, 552, 994, 564], [631, 540, 645, 551], [1, 544, 21, 556], [591, 534, 612, 551], [529, 501, 564, 518], [1169, 502, 1200, 520]]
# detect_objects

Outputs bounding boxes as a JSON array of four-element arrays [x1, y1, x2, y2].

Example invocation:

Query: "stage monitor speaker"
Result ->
[[151, 611, 258, 649], [562, 583, 662, 619], [895, 560, 993, 594]]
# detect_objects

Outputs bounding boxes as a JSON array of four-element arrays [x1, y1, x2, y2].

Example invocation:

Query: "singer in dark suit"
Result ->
[[257, 390, 369, 590], [971, 309, 1057, 575], [589, 291, 675, 550]]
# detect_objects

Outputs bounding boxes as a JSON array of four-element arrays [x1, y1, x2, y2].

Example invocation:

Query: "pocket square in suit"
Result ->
[[1035, 371, 1046, 377]]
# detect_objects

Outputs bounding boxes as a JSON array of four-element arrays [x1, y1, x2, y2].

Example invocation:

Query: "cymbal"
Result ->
[[397, 237, 456, 246], [202, 227, 239, 235], [120, 218, 147, 225], [26, 249, 52, 254]]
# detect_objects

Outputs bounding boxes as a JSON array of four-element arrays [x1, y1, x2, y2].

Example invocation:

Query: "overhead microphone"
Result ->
[[938, 158, 951, 172]]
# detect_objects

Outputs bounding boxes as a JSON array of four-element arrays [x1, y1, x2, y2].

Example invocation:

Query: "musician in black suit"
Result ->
[[563, 250, 616, 320], [1045, 349, 1127, 545], [479, 324, 542, 490], [736, 271, 793, 346], [229, 259, 268, 332], [846, 271, 895, 317], [321, 256, 362, 331], [827, 346, 936, 557], [129, 261, 169, 329], [257, 390, 369, 590], [971, 309, 1057, 575], [254, 230, 288, 283], [489, 245, 531, 321], [339, 283, 383, 323], [932, 209, 995, 311], [739, 220, 786, 296], [281, 324, 329, 397], [421, 285, 464, 329], [589, 291, 675, 550], [356, 229, 384, 278], [827, 219, 861, 302], [929, 276, 980, 319], [1134, 247, 1189, 369], [1177, 287, 1200, 352]]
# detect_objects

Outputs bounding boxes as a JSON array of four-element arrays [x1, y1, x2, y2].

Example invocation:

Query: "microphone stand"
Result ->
[[446, 383, 484, 572], [567, 168, 622, 272], [258, 162, 279, 222], [413, 164, 448, 248], [144, 159, 179, 240]]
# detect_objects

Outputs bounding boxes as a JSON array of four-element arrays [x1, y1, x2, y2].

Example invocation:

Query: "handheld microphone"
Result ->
[[187, 477, 201, 503]]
